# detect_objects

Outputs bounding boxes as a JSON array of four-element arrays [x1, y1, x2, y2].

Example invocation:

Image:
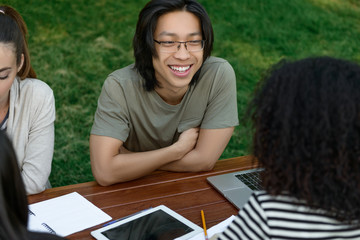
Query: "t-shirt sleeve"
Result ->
[[201, 60, 239, 129], [91, 76, 130, 142]]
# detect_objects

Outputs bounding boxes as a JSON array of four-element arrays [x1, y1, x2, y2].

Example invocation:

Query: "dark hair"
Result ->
[[0, 131, 29, 239], [0, 5, 36, 79], [133, 0, 214, 91], [249, 56, 360, 222]]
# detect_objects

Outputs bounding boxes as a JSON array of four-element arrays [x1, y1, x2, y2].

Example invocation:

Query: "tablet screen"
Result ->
[[100, 209, 194, 240]]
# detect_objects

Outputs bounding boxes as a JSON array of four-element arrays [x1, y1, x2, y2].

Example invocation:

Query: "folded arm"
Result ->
[[90, 127, 234, 186], [90, 128, 200, 186], [159, 127, 235, 172]]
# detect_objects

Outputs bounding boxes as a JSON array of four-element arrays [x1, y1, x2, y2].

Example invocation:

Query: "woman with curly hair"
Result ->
[[215, 57, 360, 239]]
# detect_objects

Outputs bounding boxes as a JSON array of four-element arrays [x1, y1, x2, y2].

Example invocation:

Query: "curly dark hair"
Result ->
[[249, 56, 360, 222], [133, 0, 213, 91]]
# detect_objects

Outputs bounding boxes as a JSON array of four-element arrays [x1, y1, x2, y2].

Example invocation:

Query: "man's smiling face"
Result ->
[[152, 10, 203, 100]]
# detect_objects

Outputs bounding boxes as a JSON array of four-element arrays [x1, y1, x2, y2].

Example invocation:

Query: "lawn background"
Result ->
[[3, 0, 360, 187]]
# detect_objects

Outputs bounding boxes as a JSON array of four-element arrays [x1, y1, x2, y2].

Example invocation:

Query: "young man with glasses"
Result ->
[[90, 0, 238, 186]]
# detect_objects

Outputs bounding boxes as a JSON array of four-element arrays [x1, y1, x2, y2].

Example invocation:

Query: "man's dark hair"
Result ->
[[133, 0, 214, 91], [248, 56, 360, 223]]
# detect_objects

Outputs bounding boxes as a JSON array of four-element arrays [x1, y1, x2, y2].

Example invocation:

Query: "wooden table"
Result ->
[[28, 156, 257, 239]]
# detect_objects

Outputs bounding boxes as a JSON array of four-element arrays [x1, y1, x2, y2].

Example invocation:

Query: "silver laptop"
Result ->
[[207, 168, 264, 209]]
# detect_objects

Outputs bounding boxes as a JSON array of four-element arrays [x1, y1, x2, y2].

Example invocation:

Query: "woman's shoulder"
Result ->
[[253, 191, 304, 202], [10, 78, 55, 111], [13, 78, 54, 102], [19, 78, 53, 94]]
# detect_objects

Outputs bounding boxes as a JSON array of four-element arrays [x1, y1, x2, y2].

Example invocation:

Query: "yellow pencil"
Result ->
[[201, 210, 209, 240]]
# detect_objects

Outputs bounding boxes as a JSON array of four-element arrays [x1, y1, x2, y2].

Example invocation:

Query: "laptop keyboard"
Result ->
[[235, 171, 263, 191]]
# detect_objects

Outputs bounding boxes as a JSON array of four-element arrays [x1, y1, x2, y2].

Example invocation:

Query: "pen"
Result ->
[[201, 210, 208, 240], [103, 207, 152, 227]]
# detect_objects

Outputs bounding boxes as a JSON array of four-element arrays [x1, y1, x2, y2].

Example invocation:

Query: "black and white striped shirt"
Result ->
[[217, 191, 360, 240], [0, 109, 9, 131]]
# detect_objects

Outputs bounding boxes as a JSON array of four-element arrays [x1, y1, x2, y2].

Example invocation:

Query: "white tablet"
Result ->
[[91, 205, 203, 240]]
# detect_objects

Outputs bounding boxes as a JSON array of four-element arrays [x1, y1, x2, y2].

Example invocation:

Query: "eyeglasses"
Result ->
[[154, 39, 205, 53]]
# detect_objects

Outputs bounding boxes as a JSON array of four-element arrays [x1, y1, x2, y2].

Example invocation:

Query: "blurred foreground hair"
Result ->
[[0, 131, 28, 239]]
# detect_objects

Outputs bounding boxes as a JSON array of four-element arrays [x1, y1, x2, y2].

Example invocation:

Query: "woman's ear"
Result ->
[[17, 54, 24, 73]]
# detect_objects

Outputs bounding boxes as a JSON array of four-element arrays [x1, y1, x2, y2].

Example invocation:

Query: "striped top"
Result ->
[[0, 109, 9, 131], [217, 191, 360, 240]]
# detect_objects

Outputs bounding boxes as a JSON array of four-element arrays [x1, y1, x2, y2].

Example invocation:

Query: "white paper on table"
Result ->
[[28, 192, 112, 237], [187, 215, 235, 240]]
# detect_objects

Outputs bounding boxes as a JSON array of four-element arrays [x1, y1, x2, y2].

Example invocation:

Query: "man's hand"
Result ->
[[118, 128, 199, 158], [173, 128, 200, 159], [160, 127, 235, 172]]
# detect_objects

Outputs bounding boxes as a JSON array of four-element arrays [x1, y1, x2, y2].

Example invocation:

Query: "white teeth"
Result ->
[[170, 65, 190, 72]]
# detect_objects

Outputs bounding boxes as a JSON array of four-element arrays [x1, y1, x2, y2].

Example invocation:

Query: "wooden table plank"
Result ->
[[28, 156, 256, 239]]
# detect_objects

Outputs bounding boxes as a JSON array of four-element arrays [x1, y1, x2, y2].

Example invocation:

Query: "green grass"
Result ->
[[3, 0, 360, 187]]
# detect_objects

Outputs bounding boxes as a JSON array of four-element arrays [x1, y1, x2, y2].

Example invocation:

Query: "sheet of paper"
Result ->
[[188, 215, 235, 240], [28, 192, 112, 237]]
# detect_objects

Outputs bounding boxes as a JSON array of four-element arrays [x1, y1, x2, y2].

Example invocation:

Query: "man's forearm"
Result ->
[[158, 148, 217, 172], [91, 129, 199, 186], [93, 145, 182, 185]]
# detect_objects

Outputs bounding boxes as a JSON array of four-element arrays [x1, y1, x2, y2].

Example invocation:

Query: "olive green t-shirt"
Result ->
[[91, 56, 239, 152]]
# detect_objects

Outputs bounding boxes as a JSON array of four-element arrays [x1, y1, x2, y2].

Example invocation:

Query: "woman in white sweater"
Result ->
[[0, 5, 55, 195], [215, 57, 360, 239]]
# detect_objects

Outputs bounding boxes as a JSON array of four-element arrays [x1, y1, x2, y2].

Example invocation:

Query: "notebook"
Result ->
[[207, 168, 264, 209]]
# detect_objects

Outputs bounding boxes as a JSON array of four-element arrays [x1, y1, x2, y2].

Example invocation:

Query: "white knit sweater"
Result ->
[[6, 77, 55, 195]]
